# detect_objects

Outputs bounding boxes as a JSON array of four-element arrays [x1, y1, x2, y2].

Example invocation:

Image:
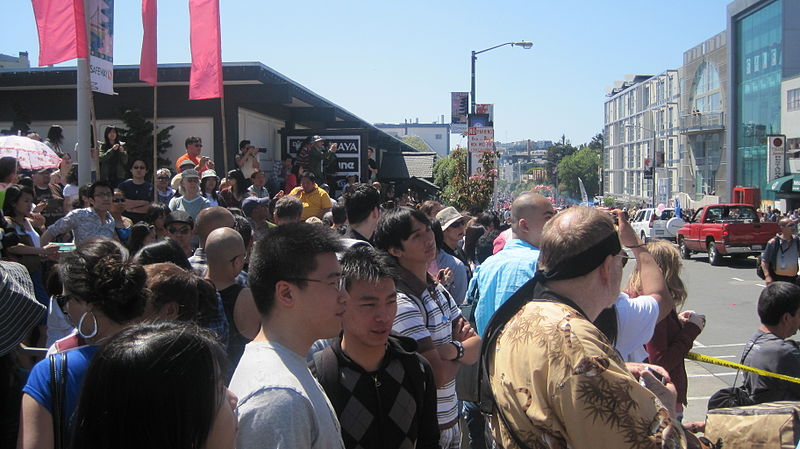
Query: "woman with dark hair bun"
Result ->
[[70, 322, 237, 449], [133, 237, 192, 271], [18, 237, 148, 449]]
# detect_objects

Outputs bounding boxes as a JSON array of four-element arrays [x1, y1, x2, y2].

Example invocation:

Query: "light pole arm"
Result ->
[[470, 41, 532, 114], [474, 42, 516, 56]]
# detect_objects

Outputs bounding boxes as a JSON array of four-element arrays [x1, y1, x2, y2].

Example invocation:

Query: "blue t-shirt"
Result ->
[[22, 345, 100, 421], [471, 239, 540, 336]]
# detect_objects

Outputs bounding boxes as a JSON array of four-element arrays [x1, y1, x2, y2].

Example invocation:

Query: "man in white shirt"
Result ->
[[230, 223, 347, 449]]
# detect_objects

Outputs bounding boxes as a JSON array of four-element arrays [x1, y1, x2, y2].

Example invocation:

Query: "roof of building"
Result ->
[[0, 62, 420, 154], [378, 151, 437, 180]]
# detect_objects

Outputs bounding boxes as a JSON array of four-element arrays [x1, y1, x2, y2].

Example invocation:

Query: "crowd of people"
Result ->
[[3, 131, 800, 449]]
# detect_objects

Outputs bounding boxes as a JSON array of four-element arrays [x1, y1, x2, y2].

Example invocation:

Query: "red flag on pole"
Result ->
[[31, 0, 89, 66], [188, 0, 223, 99], [140, 0, 157, 85]]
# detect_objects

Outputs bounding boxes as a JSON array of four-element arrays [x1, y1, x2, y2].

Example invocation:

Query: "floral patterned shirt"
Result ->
[[488, 300, 686, 449]]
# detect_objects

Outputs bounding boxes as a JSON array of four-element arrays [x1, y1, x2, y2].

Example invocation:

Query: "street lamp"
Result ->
[[471, 41, 533, 114], [626, 123, 658, 207]]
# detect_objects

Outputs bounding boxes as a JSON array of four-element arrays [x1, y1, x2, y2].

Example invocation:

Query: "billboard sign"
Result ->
[[767, 134, 786, 183], [286, 135, 361, 191]]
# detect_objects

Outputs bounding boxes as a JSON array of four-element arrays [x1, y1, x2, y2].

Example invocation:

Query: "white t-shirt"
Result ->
[[614, 292, 659, 362], [230, 340, 345, 449]]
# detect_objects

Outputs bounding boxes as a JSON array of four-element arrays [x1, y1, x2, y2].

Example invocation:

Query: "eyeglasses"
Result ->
[[286, 276, 346, 292], [167, 226, 192, 235], [617, 252, 633, 268], [112, 198, 125, 203], [93, 192, 112, 198], [53, 294, 71, 313]]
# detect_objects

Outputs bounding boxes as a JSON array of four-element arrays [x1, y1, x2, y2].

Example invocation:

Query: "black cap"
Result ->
[[164, 210, 194, 228]]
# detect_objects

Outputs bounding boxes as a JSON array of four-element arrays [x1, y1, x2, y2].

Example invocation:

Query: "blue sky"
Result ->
[[3, 0, 731, 149]]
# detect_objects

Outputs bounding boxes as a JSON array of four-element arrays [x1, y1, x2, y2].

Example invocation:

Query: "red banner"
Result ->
[[139, 0, 157, 85], [31, 0, 89, 66], [188, 0, 223, 99]]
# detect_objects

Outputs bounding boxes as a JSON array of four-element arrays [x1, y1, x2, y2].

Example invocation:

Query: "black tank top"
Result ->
[[218, 284, 249, 381]]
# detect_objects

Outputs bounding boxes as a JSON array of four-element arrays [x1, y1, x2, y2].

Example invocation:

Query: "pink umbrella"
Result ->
[[0, 135, 63, 170]]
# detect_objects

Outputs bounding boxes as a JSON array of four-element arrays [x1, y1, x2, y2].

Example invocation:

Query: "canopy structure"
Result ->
[[768, 174, 800, 193]]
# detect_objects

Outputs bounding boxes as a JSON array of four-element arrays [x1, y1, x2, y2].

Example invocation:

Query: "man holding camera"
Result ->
[[176, 136, 215, 174]]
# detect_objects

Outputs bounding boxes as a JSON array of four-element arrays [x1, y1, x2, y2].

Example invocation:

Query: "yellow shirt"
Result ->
[[289, 185, 332, 221]]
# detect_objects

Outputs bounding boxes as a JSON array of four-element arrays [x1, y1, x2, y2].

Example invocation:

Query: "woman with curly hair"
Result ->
[[18, 238, 149, 449]]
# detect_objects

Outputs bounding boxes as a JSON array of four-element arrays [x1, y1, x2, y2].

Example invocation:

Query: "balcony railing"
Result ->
[[679, 112, 724, 135]]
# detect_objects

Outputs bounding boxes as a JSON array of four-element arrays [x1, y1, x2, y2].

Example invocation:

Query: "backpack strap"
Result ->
[[49, 352, 68, 449], [395, 280, 429, 328]]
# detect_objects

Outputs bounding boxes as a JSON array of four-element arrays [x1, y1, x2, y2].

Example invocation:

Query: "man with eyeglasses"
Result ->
[[41, 181, 118, 247], [761, 217, 800, 285], [175, 136, 215, 174], [231, 223, 347, 449], [117, 159, 154, 222], [484, 208, 685, 449], [164, 210, 195, 257]]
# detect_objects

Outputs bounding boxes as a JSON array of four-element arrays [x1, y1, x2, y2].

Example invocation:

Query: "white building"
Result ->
[[604, 71, 681, 206], [0, 52, 30, 69], [374, 121, 450, 158]]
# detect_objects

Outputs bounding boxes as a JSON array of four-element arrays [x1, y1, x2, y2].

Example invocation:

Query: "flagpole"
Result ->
[[220, 95, 228, 174], [153, 84, 158, 202], [76, 0, 92, 186]]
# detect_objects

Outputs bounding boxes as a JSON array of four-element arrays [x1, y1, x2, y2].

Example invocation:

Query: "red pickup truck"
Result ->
[[676, 204, 779, 266]]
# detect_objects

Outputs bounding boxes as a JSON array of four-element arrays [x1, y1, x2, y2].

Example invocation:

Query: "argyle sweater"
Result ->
[[309, 335, 440, 449]]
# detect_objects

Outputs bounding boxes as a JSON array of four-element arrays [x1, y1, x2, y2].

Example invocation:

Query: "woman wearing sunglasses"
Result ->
[[110, 189, 134, 245], [18, 238, 149, 449]]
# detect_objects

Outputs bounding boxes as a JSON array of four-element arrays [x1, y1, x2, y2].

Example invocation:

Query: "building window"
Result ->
[[435, 134, 442, 140], [789, 88, 800, 112]]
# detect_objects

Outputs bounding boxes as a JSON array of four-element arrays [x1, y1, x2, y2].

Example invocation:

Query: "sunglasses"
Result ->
[[618, 252, 633, 267], [112, 198, 125, 203], [167, 226, 192, 235], [157, 177, 169, 181]]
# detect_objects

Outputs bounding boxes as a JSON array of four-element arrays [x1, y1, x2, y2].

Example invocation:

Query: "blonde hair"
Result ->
[[626, 239, 687, 308]]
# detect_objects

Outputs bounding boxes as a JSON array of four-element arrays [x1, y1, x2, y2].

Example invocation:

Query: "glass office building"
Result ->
[[733, 0, 782, 200]]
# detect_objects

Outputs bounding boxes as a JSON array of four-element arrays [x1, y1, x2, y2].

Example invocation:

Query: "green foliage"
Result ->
[[588, 132, 604, 151], [401, 136, 430, 152], [545, 140, 578, 185], [117, 108, 174, 180], [556, 147, 601, 199], [434, 147, 497, 212], [603, 196, 617, 208]]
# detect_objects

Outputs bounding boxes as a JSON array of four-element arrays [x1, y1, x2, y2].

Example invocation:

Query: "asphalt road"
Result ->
[[624, 247, 769, 424]]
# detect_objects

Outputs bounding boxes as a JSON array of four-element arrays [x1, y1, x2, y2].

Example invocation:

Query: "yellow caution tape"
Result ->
[[686, 352, 800, 384]]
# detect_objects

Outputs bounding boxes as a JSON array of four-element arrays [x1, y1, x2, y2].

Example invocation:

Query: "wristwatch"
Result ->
[[450, 340, 464, 361]]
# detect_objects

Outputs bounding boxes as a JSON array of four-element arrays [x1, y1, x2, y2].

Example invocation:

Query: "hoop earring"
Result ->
[[77, 312, 98, 339]]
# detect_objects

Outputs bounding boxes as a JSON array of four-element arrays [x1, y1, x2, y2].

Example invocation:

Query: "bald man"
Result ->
[[188, 206, 235, 277], [205, 227, 261, 379], [469, 192, 556, 336]]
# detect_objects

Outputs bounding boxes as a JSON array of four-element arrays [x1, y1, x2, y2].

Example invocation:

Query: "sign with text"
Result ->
[[476, 104, 494, 125], [767, 134, 786, 183], [287, 135, 361, 191], [451, 92, 469, 134], [468, 126, 494, 175], [88, 0, 115, 95]]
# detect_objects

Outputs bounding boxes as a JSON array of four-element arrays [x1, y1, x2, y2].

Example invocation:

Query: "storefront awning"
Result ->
[[768, 174, 800, 193]]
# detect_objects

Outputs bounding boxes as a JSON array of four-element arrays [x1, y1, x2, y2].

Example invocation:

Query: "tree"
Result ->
[[433, 146, 497, 212], [545, 140, 578, 185], [401, 136, 430, 152], [588, 132, 604, 151], [556, 147, 601, 199], [117, 108, 174, 181]]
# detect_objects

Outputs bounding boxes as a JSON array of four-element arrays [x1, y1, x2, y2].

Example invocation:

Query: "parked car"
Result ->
[[631, 208, 685, 242], [676, 203, 780, 266]]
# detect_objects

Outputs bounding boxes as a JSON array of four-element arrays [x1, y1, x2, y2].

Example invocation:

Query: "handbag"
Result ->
[[49, 352, 68, 449], [708, 336, 760, 410]]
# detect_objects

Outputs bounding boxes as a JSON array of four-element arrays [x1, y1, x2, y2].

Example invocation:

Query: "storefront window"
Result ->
[[735, 0, 782, 200]]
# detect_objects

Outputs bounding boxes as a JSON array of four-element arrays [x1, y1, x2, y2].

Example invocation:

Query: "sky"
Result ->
[[3, 0, 732, 149]]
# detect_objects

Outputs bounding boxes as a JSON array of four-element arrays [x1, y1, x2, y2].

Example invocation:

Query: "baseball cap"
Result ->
[[181, 169, 200, 179], [436, 206, 466, 230], [179, 159, 195, 168], [241, 196, 270, 217], [201, 169, 218, 180], [164, 210, 194, 228]]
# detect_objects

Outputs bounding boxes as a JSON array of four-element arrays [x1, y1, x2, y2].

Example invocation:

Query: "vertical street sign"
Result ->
[[767, 134, 786, 183]]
